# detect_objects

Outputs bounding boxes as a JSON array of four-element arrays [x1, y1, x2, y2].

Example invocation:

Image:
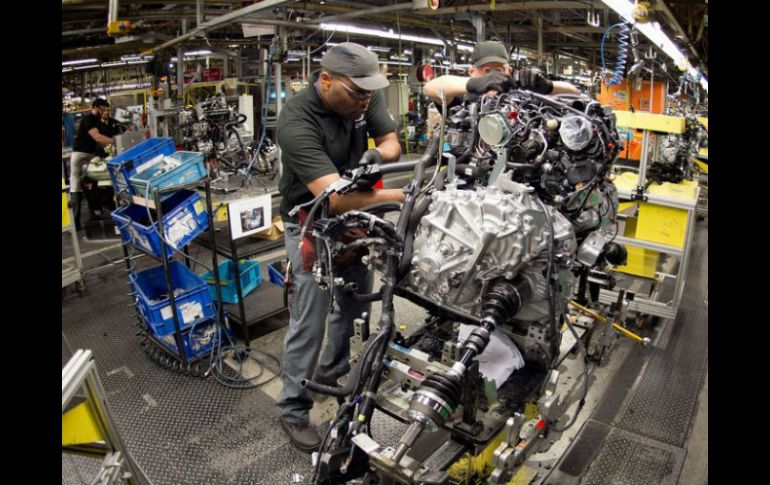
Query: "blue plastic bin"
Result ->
[[267, 260, 289, 288], [133, 260, 215, 335], [150, 318, 223, 360], [201, 259, 262, 304], [111, 190, 209, 258], [107, 138, 176, 196], [129, 151, 206, 201]]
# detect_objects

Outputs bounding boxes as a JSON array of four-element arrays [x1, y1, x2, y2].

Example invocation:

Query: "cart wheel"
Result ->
[[76, 280, 86, 293]]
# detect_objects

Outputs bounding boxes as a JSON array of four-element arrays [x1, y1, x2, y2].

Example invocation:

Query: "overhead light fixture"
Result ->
[[127, 60, 149, 65], [62, 58, 97, 66], [321, 23, 446, 47], [379, 61, 411, 66], [120, 55, 142, 61], [368, 45, 391, 53], [599, 0, 708, 91], [101, 61, 128, 67], [456, 44, 474, 52], [62, 67, 74, 73], [73, 64, 100, 70], [185, 49, 212, 56]]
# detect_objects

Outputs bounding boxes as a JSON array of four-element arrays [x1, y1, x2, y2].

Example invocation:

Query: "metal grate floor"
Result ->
[[549, 220, 708, 485], [63, 220, 707, 485]]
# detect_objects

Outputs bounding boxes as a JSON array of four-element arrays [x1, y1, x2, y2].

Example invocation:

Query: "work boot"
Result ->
[[279, 417, 321, 452]]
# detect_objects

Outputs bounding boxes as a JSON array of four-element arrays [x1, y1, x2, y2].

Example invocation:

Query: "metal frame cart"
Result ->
[[131, 179, 224, 366], [63, 349, 151, 485], [602, 111, 700, 319], [62, 179, 84, 292], [116, 177, 225, 367]]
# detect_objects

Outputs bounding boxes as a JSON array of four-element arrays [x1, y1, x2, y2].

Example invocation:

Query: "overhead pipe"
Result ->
[[152, 0, 295, 53], [307, 2, 414, 24]]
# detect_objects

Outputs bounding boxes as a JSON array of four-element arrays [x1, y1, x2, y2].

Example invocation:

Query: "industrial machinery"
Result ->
[[648, 100, 708, 185], [294, 88, 628, 484], [176, 92, 278, 178]]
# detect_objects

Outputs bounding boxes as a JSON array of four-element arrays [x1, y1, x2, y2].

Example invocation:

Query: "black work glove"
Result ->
[[515, 68, 554, 94], [345, 164, 382, 192], [358, 148, 383, 166], [466, 71, 514, 95]]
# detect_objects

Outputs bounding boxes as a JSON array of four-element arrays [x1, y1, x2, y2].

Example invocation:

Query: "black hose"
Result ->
[[397, 194, 431, 280]]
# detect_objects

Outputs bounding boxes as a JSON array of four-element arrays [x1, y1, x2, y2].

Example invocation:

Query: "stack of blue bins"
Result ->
[[109, 137, 224, 360]]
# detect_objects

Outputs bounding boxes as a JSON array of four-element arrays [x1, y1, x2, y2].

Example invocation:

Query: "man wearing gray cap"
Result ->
[[425, 40, 580, 106], [275, 42, 404, 451]]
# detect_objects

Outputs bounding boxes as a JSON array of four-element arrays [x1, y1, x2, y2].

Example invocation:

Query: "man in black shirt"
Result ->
[[424, 41, 580, 107], [275, 43, 404, 452], [70, 98, 114, 229]]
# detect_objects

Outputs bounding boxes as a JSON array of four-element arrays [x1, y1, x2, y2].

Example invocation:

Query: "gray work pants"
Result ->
[[276, 222, 373, 425], [69, 151, 92, 193]]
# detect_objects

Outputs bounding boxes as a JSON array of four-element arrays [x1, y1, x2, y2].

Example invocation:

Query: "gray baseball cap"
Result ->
[[320, 42, 389, 91], [471, 41, 510, 67]]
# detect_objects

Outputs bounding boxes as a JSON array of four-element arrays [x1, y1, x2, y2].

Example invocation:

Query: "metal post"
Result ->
[[204, 179, 225, 329], [471, 14, 485, 43], [537, 16, 544, 66], [638, 130, 650, 189], [108, 0, 119, 24], [672, 188, 699, 310], [229, 234, 250, 345], [155, 188, 187, 363], [649, 62, 655, 112], [275, 26, 286, 178], [196, 0, 203, 27], [176, 34, 185, 101]]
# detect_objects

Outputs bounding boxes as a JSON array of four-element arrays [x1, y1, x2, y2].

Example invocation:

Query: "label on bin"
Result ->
[[160, 301, 204, 324], [165, 210, 196, 249], [160, 305, 173, 321], [180, 301, 204, 324], [193, 200, 205, 215]]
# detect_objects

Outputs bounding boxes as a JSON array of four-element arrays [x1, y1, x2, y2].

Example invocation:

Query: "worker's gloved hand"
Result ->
[[346, 165, 382, 191], [358, 148, 383, 166], [515, 68, 553, 94], [466, 71, 514, 95]]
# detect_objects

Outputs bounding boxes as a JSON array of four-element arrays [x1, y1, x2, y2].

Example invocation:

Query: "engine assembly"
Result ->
[[295, 88, 628, 484], [177, 92, 278, 176]]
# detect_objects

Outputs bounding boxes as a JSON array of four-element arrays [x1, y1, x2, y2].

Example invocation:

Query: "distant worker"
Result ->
[[69, 98, 114, 230], [424, 40, 580, 107]]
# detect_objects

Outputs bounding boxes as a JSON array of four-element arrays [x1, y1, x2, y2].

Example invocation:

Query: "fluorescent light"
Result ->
[[185, 49, 212, 56], [321, 23, 445, 47], [457, 44, 474, 52], [120, 55, 142, 61], [368, 45, 391, 53], [127, 60, 148, 65], [379, 61, 411, 66], [600, 0, 635, 23], [390, 54, 409, 61], [62, 67, 74, 73], [101, 61, 127, 67], [62, 58, 97, 66], [74, 64, 100, 70]]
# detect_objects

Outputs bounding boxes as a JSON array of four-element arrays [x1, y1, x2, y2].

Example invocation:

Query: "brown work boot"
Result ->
[[279, 417, 321, 452]]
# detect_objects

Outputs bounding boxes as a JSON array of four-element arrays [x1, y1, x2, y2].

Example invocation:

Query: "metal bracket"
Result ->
[[586, 10, 601, 28], [631, 185, 648, 202]]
